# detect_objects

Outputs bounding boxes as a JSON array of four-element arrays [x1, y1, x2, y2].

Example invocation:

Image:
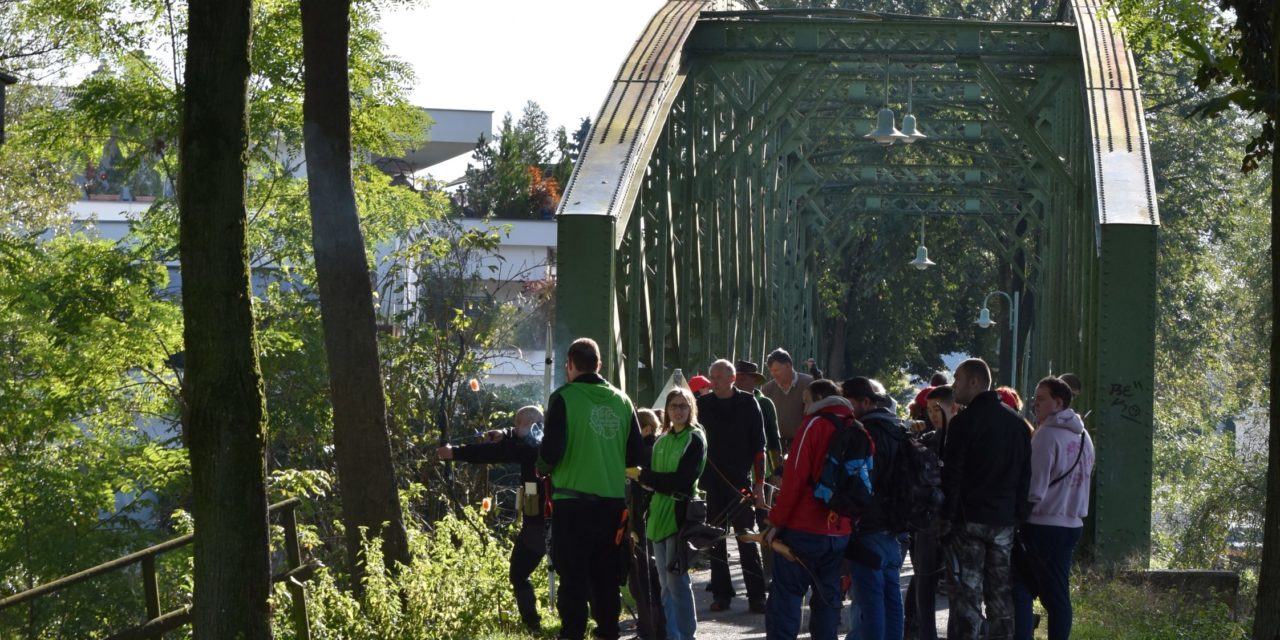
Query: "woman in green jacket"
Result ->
[[627, 387, 707, 640]]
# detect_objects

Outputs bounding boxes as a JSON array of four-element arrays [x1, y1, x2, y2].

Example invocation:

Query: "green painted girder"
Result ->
[[688, 15, 1079, 60]]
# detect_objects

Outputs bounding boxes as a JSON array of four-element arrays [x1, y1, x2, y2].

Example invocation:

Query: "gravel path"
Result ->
[[620, 537, 952, 639]]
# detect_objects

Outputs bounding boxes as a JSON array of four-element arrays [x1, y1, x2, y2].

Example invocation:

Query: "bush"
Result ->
[[274, 506, 554, 640], [1067, 571, 1248, 639]]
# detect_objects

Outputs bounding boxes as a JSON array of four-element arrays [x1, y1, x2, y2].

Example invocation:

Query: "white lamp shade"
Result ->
[[910, 245, 935, 270], [865, 108, 908, 145], [976, 306, 995, 328], [901, 113, 927, 144]]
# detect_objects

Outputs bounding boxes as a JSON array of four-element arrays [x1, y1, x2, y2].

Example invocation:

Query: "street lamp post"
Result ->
[[976, 290, 1019, 390], [0, 72, 17, 145]]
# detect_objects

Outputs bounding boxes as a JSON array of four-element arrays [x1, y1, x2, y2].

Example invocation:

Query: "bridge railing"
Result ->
[[0, 497, 315, 640]]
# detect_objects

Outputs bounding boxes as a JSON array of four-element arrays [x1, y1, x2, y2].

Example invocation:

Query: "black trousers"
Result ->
[[552, 498, 627, 640], [511, 516, 546, 629], [707, 486, 766, 603], [904, 529, 942, 640]]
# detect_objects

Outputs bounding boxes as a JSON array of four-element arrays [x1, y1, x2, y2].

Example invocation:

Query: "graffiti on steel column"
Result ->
[[1107, 380, 1148, 424]]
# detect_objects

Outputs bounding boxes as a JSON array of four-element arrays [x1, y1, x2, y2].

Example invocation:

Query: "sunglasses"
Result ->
[[669, 403, 691, 409]]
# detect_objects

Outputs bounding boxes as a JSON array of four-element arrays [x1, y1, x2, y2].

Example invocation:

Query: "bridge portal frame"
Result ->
[[554, 0, 1157, 566]]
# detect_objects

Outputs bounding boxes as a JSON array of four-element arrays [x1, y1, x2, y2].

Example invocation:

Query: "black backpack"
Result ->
[[812, 412, 877, 520], [864, 415, 945, 532]]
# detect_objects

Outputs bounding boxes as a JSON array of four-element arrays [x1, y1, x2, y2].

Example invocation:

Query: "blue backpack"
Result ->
[[811, 412, 877, 520]]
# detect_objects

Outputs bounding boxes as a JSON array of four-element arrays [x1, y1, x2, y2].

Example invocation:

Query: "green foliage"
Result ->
[[455, 101, 576, 219], [0, 114, 80, 234], [811, 213, 995, 381], [0, 0, 159, 77], [1112, 0, 1275, 170], [1139, 47, 1270, 577], [1152, 427, 1267, 573], [273, 506, 554, 640], [0, 234, 187, 638], [1068, 571, 1249, 639], [379, 215, 550, 520]]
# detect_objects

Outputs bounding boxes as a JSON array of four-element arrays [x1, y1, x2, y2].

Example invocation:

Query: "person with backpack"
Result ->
[[627, 388, 707, 640], [841, 377, 909, 640], [904, 385, 959, 640], [764, 379, 856, 640], [941, 358, 1032, 640], [1013, 376, 1095, 640]]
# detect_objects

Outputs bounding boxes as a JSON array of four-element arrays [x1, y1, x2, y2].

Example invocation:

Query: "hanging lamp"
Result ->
[[909, 218, 936, 270], [865, 62, 907, 146], [901, 77, 927, 144]]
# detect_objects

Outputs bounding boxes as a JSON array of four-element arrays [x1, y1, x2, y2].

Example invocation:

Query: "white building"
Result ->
[[68, 107, 556, 389], [458, 218, 556, 389]]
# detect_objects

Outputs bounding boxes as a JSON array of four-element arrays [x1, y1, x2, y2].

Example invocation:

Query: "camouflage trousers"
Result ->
[[944, 522, 1015, 640]]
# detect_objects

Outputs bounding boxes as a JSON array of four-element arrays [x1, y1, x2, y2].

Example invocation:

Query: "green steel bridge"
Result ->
[[553, 0, 1159, 565]]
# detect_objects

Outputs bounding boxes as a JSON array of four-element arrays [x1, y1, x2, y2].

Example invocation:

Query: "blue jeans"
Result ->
[[1013, 524, 1082, 640], [653, 535, 696, 640], [766, 529, 849, 640], [846, 531, 904, 640]]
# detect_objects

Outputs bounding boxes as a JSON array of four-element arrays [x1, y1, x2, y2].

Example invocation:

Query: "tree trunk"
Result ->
[[1253, 13, 1279, 640], [299, 0, 412, 584], [178, 0, 272, 637]]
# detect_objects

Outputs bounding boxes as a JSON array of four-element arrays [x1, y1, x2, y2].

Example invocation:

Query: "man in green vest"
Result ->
[[539, 337, 645, 640]]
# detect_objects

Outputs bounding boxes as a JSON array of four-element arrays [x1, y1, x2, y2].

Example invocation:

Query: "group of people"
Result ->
[[437, 337, 1096, 640]]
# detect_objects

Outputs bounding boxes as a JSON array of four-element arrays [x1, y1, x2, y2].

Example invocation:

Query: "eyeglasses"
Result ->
[[669, 403, 690, 410]]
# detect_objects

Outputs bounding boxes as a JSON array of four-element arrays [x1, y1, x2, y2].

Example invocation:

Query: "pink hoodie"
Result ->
[[1027, 408, 1095, 528]]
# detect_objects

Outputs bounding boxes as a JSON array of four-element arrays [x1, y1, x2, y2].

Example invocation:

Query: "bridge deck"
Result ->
[[619, 537, 953, 639]]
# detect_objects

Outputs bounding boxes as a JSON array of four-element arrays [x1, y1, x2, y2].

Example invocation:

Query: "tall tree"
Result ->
[[1135, 3, 1280, 635], [455, 101, 573, 218], [300, 0, 411, 581], [178, 0, 272, 636]]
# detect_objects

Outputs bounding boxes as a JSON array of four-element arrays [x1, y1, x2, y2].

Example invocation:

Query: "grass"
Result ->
[[1031, 571, 1250, 640]]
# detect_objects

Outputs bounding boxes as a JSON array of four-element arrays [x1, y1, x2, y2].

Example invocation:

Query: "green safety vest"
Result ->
[[646, 426, 706, 542], [552, 381, 634, 500]]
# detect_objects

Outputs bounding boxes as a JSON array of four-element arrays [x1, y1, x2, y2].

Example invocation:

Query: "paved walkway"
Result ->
[[621, 538, 951, 639]]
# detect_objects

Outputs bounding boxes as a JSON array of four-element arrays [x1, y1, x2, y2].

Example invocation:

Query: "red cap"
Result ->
[[996, 387, 1022, 411], [689, 375, 712, 394], [913, 385, 935, 409]]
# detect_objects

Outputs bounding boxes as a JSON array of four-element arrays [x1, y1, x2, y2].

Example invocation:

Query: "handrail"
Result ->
[[0, 533, 195, 610], [0, 497, 300, 611], [0, 497, 312, 640]]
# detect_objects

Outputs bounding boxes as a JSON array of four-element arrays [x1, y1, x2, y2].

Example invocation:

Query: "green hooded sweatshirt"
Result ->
[[551, 381, 635, 499]]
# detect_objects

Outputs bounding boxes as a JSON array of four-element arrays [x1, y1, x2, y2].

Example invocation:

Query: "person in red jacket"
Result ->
[[764, 379, 854, 640]]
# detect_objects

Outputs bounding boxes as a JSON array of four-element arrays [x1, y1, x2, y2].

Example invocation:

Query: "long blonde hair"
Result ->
[[661, 387, 699, 434]]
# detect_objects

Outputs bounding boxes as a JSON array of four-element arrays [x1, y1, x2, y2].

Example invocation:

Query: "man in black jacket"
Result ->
[[697, 358, 768, 613], [942, 358, 1032, 640], [842, 376, 908, 640], [437, 405, 547, 632]]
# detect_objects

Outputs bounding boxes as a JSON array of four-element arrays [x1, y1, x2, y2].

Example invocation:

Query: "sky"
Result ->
[[378, 0, 667, 179]]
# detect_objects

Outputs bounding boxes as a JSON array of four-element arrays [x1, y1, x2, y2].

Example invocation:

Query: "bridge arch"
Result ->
[[554, 0, 1158, 564]]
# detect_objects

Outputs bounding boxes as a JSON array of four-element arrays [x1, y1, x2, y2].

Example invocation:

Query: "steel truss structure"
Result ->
[[555, 0, 1158, 564]]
